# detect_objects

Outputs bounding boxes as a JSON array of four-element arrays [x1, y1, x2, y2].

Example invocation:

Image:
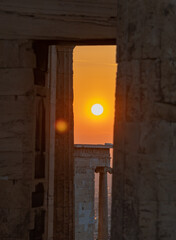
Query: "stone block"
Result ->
[[0, 135, 34, 153], [0, 151, 33, 182], [139, 201, 158, 240], [122, 199, 139, 239], [141, 17, 161, 59], [0, 41, 19, 68], [140, 59, 162, 106], [75, 179, 92, 189], [18, 40, 36, 68], [115, 61, 142, 122], [0, 208, 30, 238], [0, 152, 23, 179], [0, 95, 35, 121], [155, 157, 176, 201], [0, 179, 31, 208], [124, 123, 140, 153], [90, 157, 110, 167], [158, 201, 176, 240], [158, 178, 176, 202], [22, 152, 34, 180], [0, 69, 34, 95], [74, 157, 91, 167], [138, 156, 158, 201], [124, 154, 139, 201], [0, 40, 35, 68], [0, 137, 23, 152], [0, 96, 35, 152], [75, 167, 87, 174], [139, 121, 173, 156], [117, 1, 162, 61], [161, 1, 176, 60], [161, 60, 176, 104], [75, 188, 93, 200], [153, 102, 176, 122], [111, 198, 124, 239]]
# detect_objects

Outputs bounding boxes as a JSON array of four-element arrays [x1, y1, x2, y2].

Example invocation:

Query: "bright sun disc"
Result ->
[[91, 104, 104, 116]]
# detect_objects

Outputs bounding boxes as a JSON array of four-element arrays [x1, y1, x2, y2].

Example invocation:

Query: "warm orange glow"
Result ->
[[55, 120, 68, 133], [73, 46, 116, 144]]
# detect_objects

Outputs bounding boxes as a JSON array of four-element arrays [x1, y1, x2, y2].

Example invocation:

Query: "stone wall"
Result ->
[[111, 0, 176, 239], [0, 40, 49, 240], [74, 145, 110, 240]]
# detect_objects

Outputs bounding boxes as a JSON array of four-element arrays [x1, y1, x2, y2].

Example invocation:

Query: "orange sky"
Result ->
[[73, 46, 117, 144]]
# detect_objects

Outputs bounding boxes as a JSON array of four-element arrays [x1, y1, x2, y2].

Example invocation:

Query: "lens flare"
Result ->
[[55, 120, 68, 133], [91, 104, 104, 116]]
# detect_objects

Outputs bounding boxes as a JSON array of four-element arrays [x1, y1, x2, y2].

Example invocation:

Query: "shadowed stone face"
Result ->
[[0, 40, 36, 240], [111, 0, 176, 239]]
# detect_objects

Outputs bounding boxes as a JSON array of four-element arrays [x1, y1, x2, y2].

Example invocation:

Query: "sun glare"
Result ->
[[56, 120, 68, 133], [91, 104, 104, 116]]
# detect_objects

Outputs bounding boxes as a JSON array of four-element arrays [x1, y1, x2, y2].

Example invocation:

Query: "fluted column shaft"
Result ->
[[54, 46, 74, 240]]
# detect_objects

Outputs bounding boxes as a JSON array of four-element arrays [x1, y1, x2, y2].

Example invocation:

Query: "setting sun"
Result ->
[[91, 104, 104, 116], [73, 46, 116, 144]]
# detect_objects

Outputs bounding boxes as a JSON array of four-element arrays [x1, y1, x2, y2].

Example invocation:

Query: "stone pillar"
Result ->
[[47, 45, 57, 240], [112, 1, 176, 239], [96, 166, 112, 240], [54, 46, 75, 240]]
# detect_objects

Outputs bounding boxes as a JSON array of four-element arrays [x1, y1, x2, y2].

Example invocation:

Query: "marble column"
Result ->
[[54, 46, 75, 240], [95, 166, 112, 240]]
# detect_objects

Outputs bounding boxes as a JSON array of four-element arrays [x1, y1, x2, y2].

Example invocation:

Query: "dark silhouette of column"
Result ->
[[95, 166, 112, 240], [54, 46, 75, 240]]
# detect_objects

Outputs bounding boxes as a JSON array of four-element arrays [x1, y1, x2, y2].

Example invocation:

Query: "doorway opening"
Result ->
[[73, 46, 116, 239]]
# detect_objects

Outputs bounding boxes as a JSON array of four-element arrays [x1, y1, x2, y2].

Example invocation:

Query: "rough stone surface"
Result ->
[[0, 0, 117, 40], [111, 0, 176, 239], [0, 40, 35, 240], [0, 40, 50, 240]]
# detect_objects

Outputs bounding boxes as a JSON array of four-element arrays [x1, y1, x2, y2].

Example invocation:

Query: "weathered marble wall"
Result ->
[[112, 0, 176, 239], [0, 40, 49, 240]]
